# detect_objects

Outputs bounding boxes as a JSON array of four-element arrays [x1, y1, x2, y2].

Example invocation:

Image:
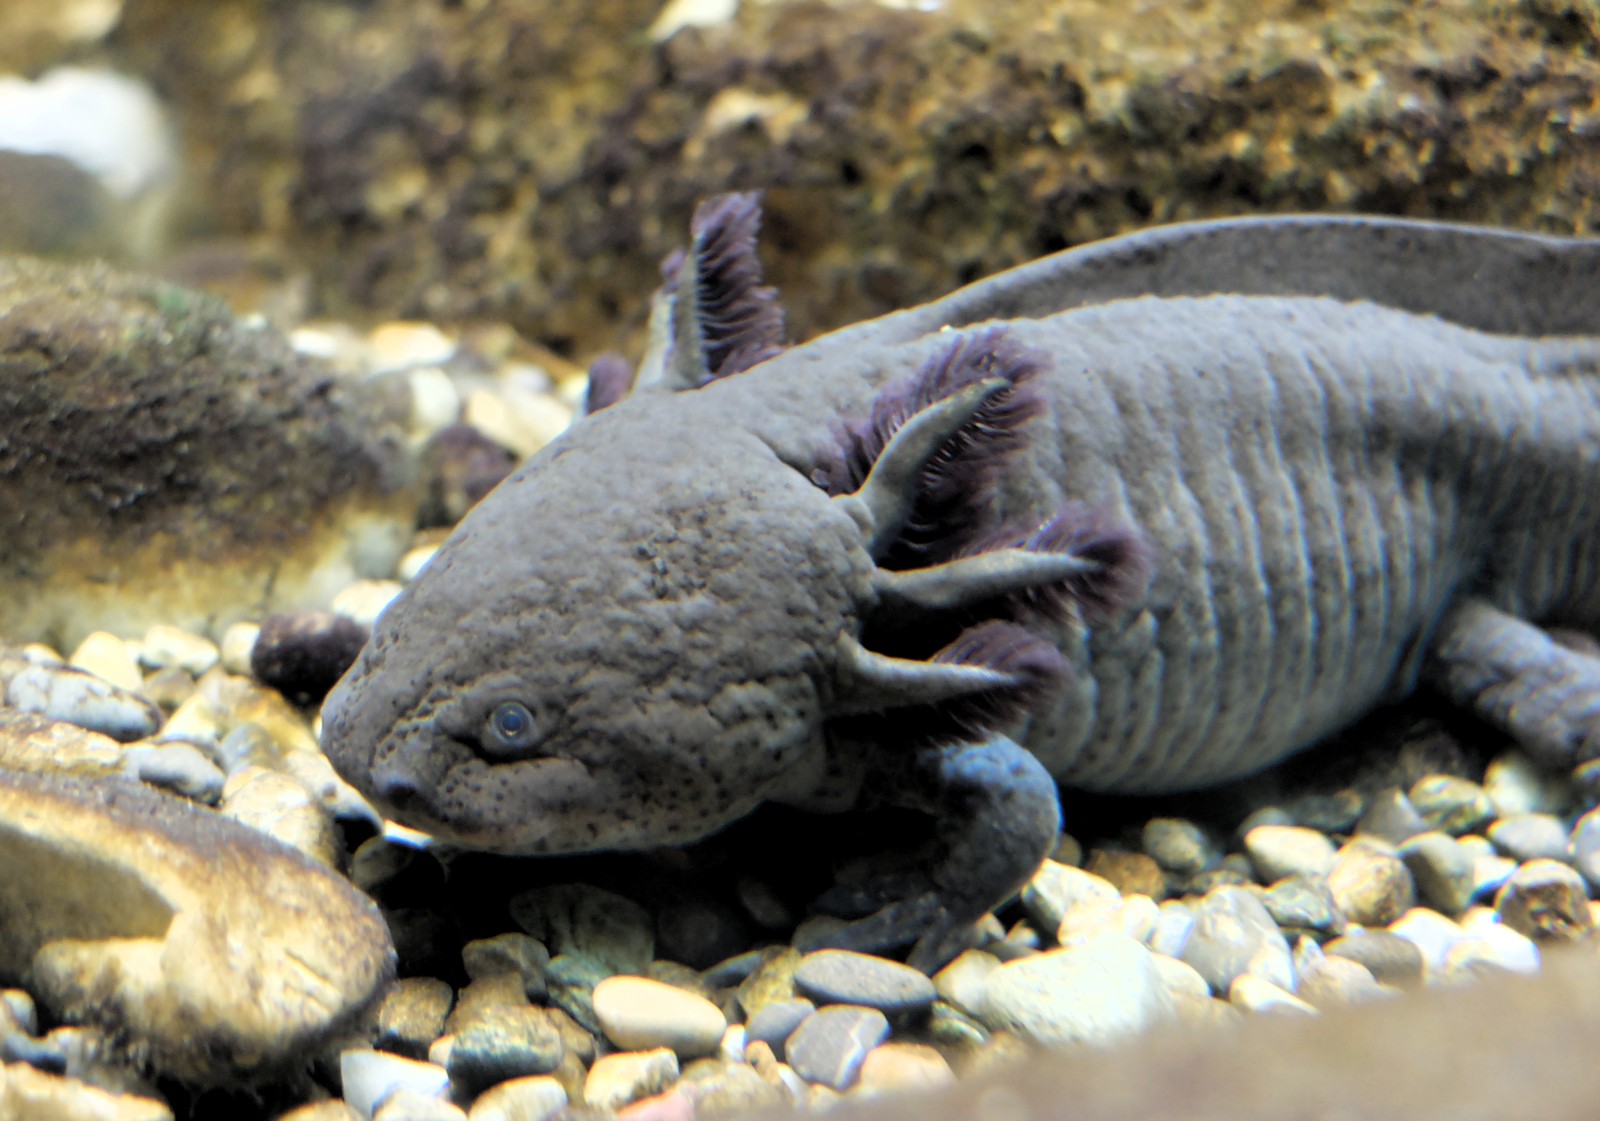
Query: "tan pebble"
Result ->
[[156, 692, 226, 749], [67, 631, 144, 692], [369, 321, 457, 371], [219, 622, 260, 676], [550, 1050, 588, 1103], [1229, 974, 1318, 1016], [583, 1048, 680, 1111], [275, 1099, 360, 1121], [594, 975, 728, 1059], [373, 1088, 467, 1121], [332, 580, 402, 628], [932, 949, 1001, 1018], [221, 766, 340, 865], [428, 1034, 455, 1068], [1085, 847, 1168, 898], [735, 946, 801, 1016], [1327, 840, 1415, 927], [228, 683, 321, 754], [0, 1059, 173, 1120], [614, 1086, 696, 1121], [803, 1084, 843, 1111], [467, 1075, 568, 1121], [854, 1043, 955, 1094], [140, 624, 219, 676], [408, 367, 463, 441]]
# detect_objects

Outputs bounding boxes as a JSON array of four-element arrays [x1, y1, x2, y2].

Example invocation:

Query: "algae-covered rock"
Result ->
[[0, 764, 395, 1086], [114, 0, 1600, 357], [0, 258, 419, 649]]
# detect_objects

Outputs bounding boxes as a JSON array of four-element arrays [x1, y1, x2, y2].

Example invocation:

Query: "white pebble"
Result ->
[[140, 623, 219, 675], [67, 631, 142, 691], [369, 321, 457, 372], [978, 933, 1176, 1047], [408, 366, 463, 441], [398, 544, 441, 583], [6, 662, 160, 742], [1229, 974, 1317, 1016], [340, 1049, 451, 1120], [219, 621, 260, 676], [1388, 907, 1464, 975], [333, 580, 403, 627]]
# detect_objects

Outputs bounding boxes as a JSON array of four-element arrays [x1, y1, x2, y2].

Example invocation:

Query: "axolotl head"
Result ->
[[322, 193, 1150, 858]]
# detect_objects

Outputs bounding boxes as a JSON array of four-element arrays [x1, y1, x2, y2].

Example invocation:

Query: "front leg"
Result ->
[[802, 734, 1062, 973], [1424, 597, 1600, 767]]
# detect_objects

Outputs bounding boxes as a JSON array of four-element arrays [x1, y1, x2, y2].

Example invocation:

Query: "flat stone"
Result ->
[[376, 978, 456, 1061], [1327, 840, 1415, 926], [854, 1042, 955, 1093], [509, 885, 653, 975], [445, 1006, 566, 1095], [1260, 875, 1342, 936], [794, 950, 936, 1016], [1084, 848, 1167, 899], [466, 1075, 568, 1121], [784, 1005, 890, 1091], [138, 624, 219, 676], [979, 933, 1176, 1048], [1179, 886, 1292, 994], [593, 976, 727, 1059], [1440, 924, 1540, 980], [6, 663, 161, 742], [1243, 825, 1337, 882], [1019, 861, 1119, 930], [1324, 931, 1425, 988], [1487, 813, 1571, 863], [1399, 832, 1477, 915], [1229, 974, 1317, 1015], [1484, 750, 1572, 818], [119, 742, 225, 804], [0, 1061, 173, 1121], [1409, 775, 1495, 835], [1295, 954, 1393, 1008], [1140, 817, 1217, 876], [583, 1049, 680, 1111], [2, 768, 394, 1086], [1494, 858, 1595, 942], [373, 1089, 468, 1121], [743, 998, 815, 1058], [340, 1050, 451, 1119]]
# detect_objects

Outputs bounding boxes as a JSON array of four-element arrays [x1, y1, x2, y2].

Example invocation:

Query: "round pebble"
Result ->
[[1084, 848, 1167, 898], [855, 1042, 955, 1093], [376, 978, 456, 1061], [67, 631, 143, 691], [6, 662, 161, 742], [1179, 886, 1291, 994], [1019, 861, 1119, 930], [139, 623, 219, 675], [1388, 907, 1465, 974], [1243, 824, 1338, 882], [1324, 930, 1425, 988], [250, 611, 370, 708], [1494, 858, 1595, 942], [1484, 750, 1571, 817], [784, 1005, 890, 1091], [1147, 901, 1196, 959], [1141, 817, 1217, 876], [1260, 874, 1342, 935], [1327, 840, 1415, 926], [583, 1049, 680, 1112], [218, 621, 260, 676], [1228, 974, 1316, 1016], [465, 1075, 567, 1121], [979, 933, 1175, 1048], [120, 742, 226, 804], [1398, 832, 1476, 915], [1295, 953, 1392, 1008], [592, 976, 728, 1059], [1487, 813, 1570, 864], [1409, 775, 1495, 835], [340, 1050, 451, 1118]]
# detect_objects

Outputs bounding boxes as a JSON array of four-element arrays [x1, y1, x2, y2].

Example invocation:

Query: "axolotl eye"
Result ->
[[481, 700, 546, 758]]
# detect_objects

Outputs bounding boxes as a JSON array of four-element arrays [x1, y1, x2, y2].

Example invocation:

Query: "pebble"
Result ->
[[794, 950, 936, 1016], [220, 765, 340, 865], [1147, 901, 1196, 959], [462, 935, 550, 1000], [1084, 848, 1167, 899], [592, 976, 728, 1059], [734, 947, 801, 1016], [1409, 775, 1495, 835], [1228, 974, 1317, 1016], [1141, 817, 1218, 876], [1354, 788, 1427, 845], [1149, 953, 1211, 1001], [544, 954, 608, 1035], [155, 692, 225, 751], [1471, 853, 1519, 902], [5, 662, 161, 742], [340, 1051, 451, 1119], [784, 1005, 890, 1091], [510, 884, 654, 975], [678, 1057, 789, 1114], [1019, 861, 1119, 930], [0, 1061, 174, 1121], [854, 1042, 956, 1094], [370, 321, 458, 372], [1398, 832, 1477, 915], [332, 580, 405, 628], [743, 998, 816, 1057], [376, 978, 456, 1060], [443, 1006, 566, 1095], [466, 1075, 567, 1121], [219, 621, 261, 676], [138, 624, 218, 675], [1295, 952, 1392, 1008], [119, 741, 226, 803], [249, 612, 371, 708], [1179, 886, 1292, 994], [66, 631, 143, 691], [1389, 908, 1465, 975], [1260, 875, 1342, 936], [1571, 807, 1600, 890], [1324, 930, 1425, 988], [584, 1049, 680, 1111], [373, 1090, 467, 1121], [1494, 858, 1595, 941], [1440, 924, 1540, 980], [1327, 840, 1415, 926], [1487, 813, 1571, 863], [979, 933, 1175, 1048], [1243, 824, 1337, 882], [1483, 750, 1571, 817]]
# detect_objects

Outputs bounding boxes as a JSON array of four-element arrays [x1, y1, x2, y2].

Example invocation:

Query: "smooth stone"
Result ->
[[743, 998, 815, 1058], [734, 947, 801, 1017], [1472, 854, 1519, 902], [446, 1007, 565, 1096], [1150, 954, 1211, 1001], [1488, 813, 1571, 864], [1019, 861, 1119, 930], [220, 765, 341, 866], [1052, 832, 1084, 867], [119, 742, 225, 804], [373, 1089, 467, 1121], [1141, 817, 1217, 876], [66, 631, 143, 691], [1441, 923, 1541, 980], [218, 621, 260, 676], [466, 1075, 567, 1121], [3, 768, 393, 1085], [794, 950, 936, 1016], [461, 935, 550, 1001], [1243, 825, 1337, 882], [1295, 954, 1393, 1008], [1179, 886, 1292, 994], [376, 978, 456, 1060], [854, 1042, 955, 1094], [1388, 908, 1465, 975], [1327, 840, 1416, 927], [922, 1000, 990, 1051], [583, 1049, 680, 1111], [0, 1061, 173, 1121], [1324, 931, 1425, 988], [1284, 788, 1363, 834], [979, 933, 1175, 1048], [1084, 848, 1167, 899], [278, 1103, 360, 1121], [341, 1050, 451, 1119], [1147, 902, 1196, 959], [331, 579, 404, 628], [2, 990, 37, 1035], [1229, 974, 1317, 1015], [1484, 750, 1572, 817], [5, 663, 160, 742], [138, 624, 218, 676], [543, 954, 607, 1035], [784, 1005, 890, 1091], [1409, 775, 1495, 835], [248, 611, 371, 708], [1571, 807, 1600, 891], [1398, 832, 1477, 915], [154, 692, 225, 751], [1260, 875, 1342, 936], [509, 885, 654, 975], [593, 976, 727, 1059], [1494, 859, 1595, 942], [676, 1056, 788, 1114]]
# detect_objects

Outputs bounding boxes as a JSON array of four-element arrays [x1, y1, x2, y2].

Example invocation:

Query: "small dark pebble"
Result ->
[[249, 610, 370, 707], [657, 897, 752, 971], [445, 1007, 565, 1095], [1261, 874, 1343, 936], [795, 950, 936, 1016], [421, 423, 518, 527]]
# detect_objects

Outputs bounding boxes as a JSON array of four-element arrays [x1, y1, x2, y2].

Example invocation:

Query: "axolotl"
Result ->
[[323, 194, 1600, 968]]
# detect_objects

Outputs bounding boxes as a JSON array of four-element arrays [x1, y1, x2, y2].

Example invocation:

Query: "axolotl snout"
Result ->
[[324, 195, 1600, 968]]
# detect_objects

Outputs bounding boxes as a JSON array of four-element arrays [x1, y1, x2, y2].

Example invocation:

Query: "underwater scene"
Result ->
[[0, 1, 1598, 1119]]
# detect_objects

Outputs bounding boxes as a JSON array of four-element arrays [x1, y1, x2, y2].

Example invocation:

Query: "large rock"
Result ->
[[0, 766, 395, 1085], [0, 259, 418, 648]]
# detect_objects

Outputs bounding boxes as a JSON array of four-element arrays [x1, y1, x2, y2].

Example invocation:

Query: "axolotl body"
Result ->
[[324, 195, 1600, 968]]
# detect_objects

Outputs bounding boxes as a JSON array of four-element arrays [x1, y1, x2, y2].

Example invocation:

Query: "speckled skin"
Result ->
[[323, 214, 1600, 956]]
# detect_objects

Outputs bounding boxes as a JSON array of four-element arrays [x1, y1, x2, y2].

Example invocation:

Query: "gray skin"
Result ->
[[323, 211, 1600, 969]]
